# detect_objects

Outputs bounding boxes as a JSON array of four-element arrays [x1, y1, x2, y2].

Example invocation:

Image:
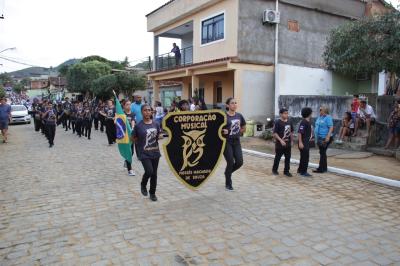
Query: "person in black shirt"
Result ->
[[99, 100, 116, 145], [123, 100, 136, 176], [31, 99, 41, 132], [75, 103, 84, 138], [62, 97, 72, 131], [297, 107, 313, 177], [70, 102, 78, 134], [171, 43, 181, 66], [83, 102, 92, 139], [133, 104, 161, 202], [272, 108, 294, 177], [43, 102, 57, 147], [222, 97, 246, 190]]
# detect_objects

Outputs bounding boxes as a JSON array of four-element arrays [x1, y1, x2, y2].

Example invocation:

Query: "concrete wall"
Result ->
[[376, 95, 400, 123], [153, 0, 239, 64], [147, 0, 220, 32], [279, 64, 332, 95], [181, 32, 193, 49], [237, 0, 364, 68], [242, 69, 274, 122], [279, 95, 352, 120]]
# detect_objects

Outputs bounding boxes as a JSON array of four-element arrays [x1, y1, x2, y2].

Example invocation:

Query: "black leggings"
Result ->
[[76, 119, 83, 137], [223, 139, 243, 187], [141, 158, 159, 195], [105, 119, 116, 144]]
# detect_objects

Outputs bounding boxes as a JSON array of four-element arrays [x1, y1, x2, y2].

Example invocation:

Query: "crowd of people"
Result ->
[[2, 90, 400, 202]]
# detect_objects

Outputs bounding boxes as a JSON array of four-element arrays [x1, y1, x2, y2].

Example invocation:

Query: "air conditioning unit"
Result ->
[[263, 9, 280, 24]]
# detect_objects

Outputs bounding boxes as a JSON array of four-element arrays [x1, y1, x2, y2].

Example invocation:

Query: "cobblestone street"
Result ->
[[1, 124, 400, 266]]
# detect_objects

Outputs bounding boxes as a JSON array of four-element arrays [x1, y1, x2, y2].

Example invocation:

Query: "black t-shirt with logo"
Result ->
[[273, 119, 294, 148], [104, 106, 115, 120], [133, 121, 161, 160], [225, 112, 246, 142], [45, 108, 57, 125], [298, 119, 311, 149]]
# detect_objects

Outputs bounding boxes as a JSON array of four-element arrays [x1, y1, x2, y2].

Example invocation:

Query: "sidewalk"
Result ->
[[241, 137, 400, 180]]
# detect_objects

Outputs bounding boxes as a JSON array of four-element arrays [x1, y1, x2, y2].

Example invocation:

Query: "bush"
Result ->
[[0, 85, 5, 98], [262, 129, 273, 140]]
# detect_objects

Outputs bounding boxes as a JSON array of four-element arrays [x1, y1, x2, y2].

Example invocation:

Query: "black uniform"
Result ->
[[297, 119, 312, 175], [62, 101, 72, 131], [83, 106, 92, 139], [76, 106, 84, 137], [44, 107, 57, 147], [104, 106, 116, 145], [223, 112, 246, 189], [272, 119, 294, 174]]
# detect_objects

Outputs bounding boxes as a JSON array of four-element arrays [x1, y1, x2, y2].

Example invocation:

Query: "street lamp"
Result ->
[[0, 47, 16, 54]]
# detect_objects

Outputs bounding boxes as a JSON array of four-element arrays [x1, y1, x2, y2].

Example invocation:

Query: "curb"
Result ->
[[242, 149, 400, 188]]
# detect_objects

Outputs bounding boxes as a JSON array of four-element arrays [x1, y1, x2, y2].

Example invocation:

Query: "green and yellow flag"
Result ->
[[114, 94, 132, 163]]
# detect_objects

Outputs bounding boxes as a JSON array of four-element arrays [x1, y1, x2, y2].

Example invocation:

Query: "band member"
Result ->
[[123, 100, 136, 176], [222, 98, 246, 190], [83, 102, 92, 139], [31, 99, 41, 132], [75, 102, 84, 137], [70, 102, 78, 134], [93, 101, 101, 131], [62, 97, 72, 131], [43, 102, 57, 147], [56, 103, 64, 126], [133, 104, 161, 202], [100, 100, 116, 145]]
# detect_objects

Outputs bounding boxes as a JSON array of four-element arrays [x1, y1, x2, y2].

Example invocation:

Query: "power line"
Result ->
[[0, 55, 42, 68]]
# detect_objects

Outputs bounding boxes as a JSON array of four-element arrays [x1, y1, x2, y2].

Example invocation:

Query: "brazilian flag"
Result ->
[[115, 94, 132, 163]]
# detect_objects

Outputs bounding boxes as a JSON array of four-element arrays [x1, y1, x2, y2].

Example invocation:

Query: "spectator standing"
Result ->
[[385, 101, 400, 149], [313, 106, 334, 173], [0, 97, 12, 143], [171, 43, 181, 66]]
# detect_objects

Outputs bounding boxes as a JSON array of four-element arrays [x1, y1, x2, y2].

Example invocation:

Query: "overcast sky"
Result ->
[[0, 0, 179, 73], [0, 0, 399, 73]]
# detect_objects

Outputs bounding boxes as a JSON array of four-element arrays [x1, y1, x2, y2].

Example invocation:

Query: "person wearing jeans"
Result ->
[[314, 106, 334, 173], [133, 104, 161, 202], [222, 97, 246, 191]]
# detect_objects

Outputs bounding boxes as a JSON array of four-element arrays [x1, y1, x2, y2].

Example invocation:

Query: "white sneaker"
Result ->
[[128, 170, 135, 176]]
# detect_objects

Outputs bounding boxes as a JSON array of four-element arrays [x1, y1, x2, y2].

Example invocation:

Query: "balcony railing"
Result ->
[[155, 46, 193, 71]]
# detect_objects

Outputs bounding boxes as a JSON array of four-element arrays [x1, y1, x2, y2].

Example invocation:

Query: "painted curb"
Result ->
[[243, 149, 400, 188]]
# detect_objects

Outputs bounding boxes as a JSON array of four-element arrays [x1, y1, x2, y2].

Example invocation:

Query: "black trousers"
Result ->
[[223, 139, 243, 187], [126, 144, 134, 172], [297, 147, 310, 174], [46, 124, 56, 145], [93, 116, 99, 130], [41, 119, 45, 134], [272, 145, 291, 173], [83, 119, 92, 138], [105, 119, 116, 144], [62, 114, 70, 130], [99, 116, 105, 132], [76, 119, 83, 137], [71, 119, 76, 133], [141, 158, 159, 195], [34, 118, 41, 132], [317, 138, 330, 172]]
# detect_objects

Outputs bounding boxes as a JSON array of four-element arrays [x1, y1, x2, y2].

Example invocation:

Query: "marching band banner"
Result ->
[[162, 110, 227, 190]]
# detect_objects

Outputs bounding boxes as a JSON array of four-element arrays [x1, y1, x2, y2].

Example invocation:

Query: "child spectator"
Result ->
[[351, 95, 360, 125], [272, 108, 294, 177], [335, 112, 354, 144], [297, 107, 313, 177]]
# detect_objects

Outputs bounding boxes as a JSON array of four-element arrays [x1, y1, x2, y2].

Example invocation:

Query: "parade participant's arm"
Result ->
[[240, 114, 246, 134], [325, 117, 334, 143], [99, 110, 107, 117]]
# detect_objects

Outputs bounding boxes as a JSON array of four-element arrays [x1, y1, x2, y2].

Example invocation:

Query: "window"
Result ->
[[201, 13, 224, 45], [288, 20, 300, 32], [198, 88, 205, 100]]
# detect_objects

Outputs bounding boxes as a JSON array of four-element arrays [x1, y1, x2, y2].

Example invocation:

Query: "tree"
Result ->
[[0, 73, 13, 87], [115, 71, 146, 97], [324, 11, 400, 76], [66, 60, 111, 95], [92, 74, 117, 99], [13, 83, 25, 94], [81, 55, 125, 70], [58, 64, 70, 77], [20, 77, 31, 89], [0, 84, 5, 98]]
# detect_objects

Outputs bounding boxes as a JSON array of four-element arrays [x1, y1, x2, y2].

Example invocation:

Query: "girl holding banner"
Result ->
[[222, 98, 246, 190]]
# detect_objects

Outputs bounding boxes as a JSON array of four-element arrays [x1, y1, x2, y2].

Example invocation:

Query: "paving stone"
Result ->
[[1, 124, 399, 265]]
